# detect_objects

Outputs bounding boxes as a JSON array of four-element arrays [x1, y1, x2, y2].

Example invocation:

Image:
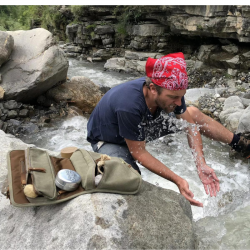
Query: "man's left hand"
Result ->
[[197, 164, 220, 197]]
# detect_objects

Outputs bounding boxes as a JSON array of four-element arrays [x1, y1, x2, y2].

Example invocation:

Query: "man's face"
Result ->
[[154, 88, 186, 113]]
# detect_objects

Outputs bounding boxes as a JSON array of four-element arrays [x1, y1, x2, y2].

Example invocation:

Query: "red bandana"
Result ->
[[145, 52, 188, 90]]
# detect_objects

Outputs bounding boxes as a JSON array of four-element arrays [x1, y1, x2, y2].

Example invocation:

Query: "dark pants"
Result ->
[[91, 142, 141, 175]]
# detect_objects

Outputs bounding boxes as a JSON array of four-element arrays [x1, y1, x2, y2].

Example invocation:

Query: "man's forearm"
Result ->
[[186, 125, 206, 168], [132, 149, 184, 186]]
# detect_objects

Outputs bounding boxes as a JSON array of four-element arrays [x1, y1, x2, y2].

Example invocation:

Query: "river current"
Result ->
[[20, 59, 250, 249]]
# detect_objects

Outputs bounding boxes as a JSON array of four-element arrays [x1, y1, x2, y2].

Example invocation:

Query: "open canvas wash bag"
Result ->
[[5, 147, 142, 207]]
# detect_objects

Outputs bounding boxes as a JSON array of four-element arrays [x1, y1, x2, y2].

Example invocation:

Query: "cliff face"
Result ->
[[63, 6, 250, 73]]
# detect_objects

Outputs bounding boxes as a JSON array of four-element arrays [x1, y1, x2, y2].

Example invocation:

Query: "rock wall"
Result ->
[[64, 6, 250, 56]]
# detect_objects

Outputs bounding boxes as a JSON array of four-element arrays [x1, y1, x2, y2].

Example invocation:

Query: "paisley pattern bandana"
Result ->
[[145, 52, 188, 90]]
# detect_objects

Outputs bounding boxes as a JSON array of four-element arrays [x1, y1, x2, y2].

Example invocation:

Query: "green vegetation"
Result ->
[[0, 6, 72, 40], [70, 6, 89, 22], [0, 6, 30, 30]]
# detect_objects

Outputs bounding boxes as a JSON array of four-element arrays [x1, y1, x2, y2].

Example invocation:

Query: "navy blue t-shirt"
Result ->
[[87, 77, 186, 145]]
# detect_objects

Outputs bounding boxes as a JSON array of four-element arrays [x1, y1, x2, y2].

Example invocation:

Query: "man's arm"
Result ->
[[177, 110, 220, 197], [125, 138, 203, 207]]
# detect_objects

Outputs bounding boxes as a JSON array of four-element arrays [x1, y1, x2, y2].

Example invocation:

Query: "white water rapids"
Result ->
[[20, 59, 250, 249]]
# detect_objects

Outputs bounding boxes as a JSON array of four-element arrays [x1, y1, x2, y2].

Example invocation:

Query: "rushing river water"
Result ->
[[20, 58, 250, 249]]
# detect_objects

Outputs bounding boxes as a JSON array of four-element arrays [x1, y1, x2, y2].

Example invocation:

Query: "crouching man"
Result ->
[[87, 52, 250, 207]]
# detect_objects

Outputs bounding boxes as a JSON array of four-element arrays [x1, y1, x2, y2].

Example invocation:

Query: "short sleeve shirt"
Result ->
[[87, 77, 186, 145]]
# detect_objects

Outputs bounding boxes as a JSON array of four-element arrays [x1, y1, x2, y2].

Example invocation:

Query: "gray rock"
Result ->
[[227, 68, 238, 76], [197, 45, 218, 61], [0, 120, 3, 130], [225, 55, 240, 69], [93, 49, 112, 60], [223, 96, 244, 110], [0, 29, 68, 102], [130, 40, 148, 50], [240, 98, 250, 108], [129, 24, 166, 37], [64, 45, 82, 53], [18, 122, 39, 134], [227, 79, 236, 88], [7, 119, 21, 128], [104, 58, 126, 71], [19, 109, 29, 118], [7, 110, 17, 118], [94, 25, 115, 35], [46, 76, 103, 113], [124, 51, 162, 61], [0, 130, 195, 250], [102, 38, 114, 46], [0, 31, 14, 67], [242, 51, 250, 59], [157, 42, 167, 49], [243, 92, 250, 99], [221, 44, 239, 54], [237, 105, 250, 134], [3, 100, 19, 110]]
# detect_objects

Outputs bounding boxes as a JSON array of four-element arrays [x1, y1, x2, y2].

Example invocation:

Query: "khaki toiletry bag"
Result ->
[[5, 147, 142, 207]]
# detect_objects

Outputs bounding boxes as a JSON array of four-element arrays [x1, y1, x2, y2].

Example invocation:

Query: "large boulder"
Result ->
[[104, 57, 126, 71], [237, 105, 250, 134], [0, 130, 195, 249], [0, 28, 68, 102], [46, 76, 103, 113], [219, 96, 245, 132], [0, 31, 14, 67]]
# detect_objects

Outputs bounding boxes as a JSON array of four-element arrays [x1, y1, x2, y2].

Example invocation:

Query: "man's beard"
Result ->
[[155, 99, 176, 114]]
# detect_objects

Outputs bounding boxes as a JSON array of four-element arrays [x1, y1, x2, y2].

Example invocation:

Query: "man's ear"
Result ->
[[149, 83, 157, 94]]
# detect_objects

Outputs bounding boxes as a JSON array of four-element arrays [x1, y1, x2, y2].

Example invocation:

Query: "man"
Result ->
[[87, 52, 250, 207]]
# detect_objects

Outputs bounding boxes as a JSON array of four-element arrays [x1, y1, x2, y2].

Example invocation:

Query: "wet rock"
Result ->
[[19, 109, 29, 118], [67, 106, 84, 118], [46, 76, 103, 113], [4, 100, 19, 110], [0, 120, 3, 130], [18, 122, 39, 134], [0, 31, 14, 67], [7, 110, 18, 119]]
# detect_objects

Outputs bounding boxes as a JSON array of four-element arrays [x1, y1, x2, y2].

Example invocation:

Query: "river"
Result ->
[[20, 58, 250, 249]]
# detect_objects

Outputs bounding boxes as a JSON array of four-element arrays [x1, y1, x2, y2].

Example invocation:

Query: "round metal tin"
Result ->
[[55, 169, 81, 191]]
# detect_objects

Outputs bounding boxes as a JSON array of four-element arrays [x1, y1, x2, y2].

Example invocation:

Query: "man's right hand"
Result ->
[[177, 178, 203, 207]]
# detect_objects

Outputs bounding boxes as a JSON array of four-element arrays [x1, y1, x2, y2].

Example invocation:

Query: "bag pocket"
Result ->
[[70, 149, 96, 191], [95, 157, 142, 194], [27, 147, 57, 200]]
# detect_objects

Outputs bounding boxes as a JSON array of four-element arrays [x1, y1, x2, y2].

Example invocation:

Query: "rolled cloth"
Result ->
[[146, 52, 188, 90]]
